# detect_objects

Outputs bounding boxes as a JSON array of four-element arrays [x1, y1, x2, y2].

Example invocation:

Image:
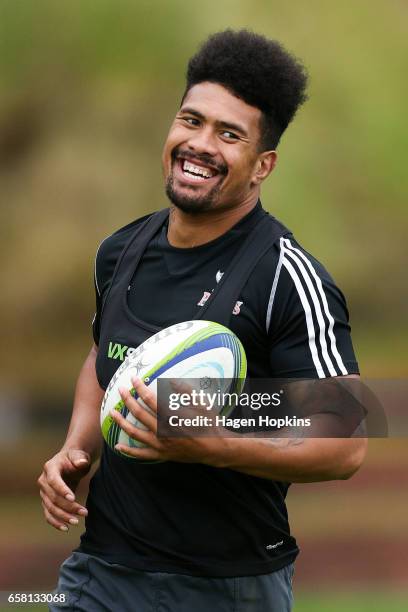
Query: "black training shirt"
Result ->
[[80, 202, 359, 576], [93, 203, 358, 379]]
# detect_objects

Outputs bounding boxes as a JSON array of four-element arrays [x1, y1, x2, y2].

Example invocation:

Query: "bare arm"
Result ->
[[212, 435, 368, 482], [37, 343, 105, 531], [217, 375, 368, 482], [112, 377, 368, 483], [63, 343, 105, 461]]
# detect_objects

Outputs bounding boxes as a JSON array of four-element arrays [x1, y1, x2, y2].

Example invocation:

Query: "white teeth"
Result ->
[[183, 172, 204, 181], [182, 160, 214, 178]]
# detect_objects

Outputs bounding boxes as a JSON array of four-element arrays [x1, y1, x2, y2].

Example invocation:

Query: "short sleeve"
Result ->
[[267, 237, 359, 379]]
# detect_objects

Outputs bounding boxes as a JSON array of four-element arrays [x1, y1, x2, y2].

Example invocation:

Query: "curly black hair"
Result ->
[[184, 29, 308, 150]]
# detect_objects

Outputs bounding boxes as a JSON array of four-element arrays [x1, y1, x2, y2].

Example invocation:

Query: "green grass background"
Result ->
[[0, 1, 407, 608], [0, 0, 406, 394], [1, 593, 408, 611]]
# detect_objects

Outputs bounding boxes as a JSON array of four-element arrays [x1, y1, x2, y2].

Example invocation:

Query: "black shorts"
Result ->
[[50, 552, 295, 612]]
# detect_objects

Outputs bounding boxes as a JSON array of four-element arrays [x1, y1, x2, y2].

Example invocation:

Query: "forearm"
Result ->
[[212, 435, 367, 483], [63, 343, 105, 462]]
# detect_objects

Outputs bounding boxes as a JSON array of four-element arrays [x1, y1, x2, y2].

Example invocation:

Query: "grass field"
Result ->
[[295, 592, 408, 611], [1, 592, 408, 611]]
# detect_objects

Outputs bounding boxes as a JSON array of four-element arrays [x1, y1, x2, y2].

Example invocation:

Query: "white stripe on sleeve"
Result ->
[[281, 241, 338, 377], [282, 256, 326, 378], [283, 238, 348, 376]]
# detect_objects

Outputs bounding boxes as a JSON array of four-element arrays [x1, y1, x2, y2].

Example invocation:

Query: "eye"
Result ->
[[221, 130, 239, 140], [183, 116, 200, 126]]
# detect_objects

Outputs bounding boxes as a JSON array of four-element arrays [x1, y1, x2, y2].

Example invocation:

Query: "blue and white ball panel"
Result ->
[[100, 320, 247, 459]]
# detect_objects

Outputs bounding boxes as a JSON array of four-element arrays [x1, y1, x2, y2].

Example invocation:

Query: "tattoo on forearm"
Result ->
[[265, 434, 305, 448]]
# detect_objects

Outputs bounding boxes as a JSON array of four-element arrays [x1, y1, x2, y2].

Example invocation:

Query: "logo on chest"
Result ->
[[196, 270, 243, 315], [107, 341, 137, 362]]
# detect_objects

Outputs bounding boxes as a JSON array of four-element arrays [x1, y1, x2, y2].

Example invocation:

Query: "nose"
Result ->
[[186, 126, 218, 158]]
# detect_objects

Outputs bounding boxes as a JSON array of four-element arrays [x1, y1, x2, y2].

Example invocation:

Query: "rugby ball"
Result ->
[[100, 320, 247, 459]]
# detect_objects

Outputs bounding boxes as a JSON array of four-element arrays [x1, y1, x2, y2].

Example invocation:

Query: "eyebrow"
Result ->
[[179, 107, 249, 138]]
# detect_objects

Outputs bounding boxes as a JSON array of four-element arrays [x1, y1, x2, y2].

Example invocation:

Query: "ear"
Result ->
[[251, 150, 277, 186]]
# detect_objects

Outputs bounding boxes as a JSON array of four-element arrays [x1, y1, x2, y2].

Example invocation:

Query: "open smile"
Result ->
[[173, 157, 225, 186]]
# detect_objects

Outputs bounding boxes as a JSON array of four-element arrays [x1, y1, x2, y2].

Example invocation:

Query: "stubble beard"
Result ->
[[165, 173, 223, 215]]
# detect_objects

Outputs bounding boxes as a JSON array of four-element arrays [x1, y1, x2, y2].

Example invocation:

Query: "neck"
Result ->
[[167, 192, 260, 248]]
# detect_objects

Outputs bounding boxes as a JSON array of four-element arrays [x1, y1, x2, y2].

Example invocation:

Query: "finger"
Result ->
[[170, 379, 194, 395], [42, 464, 76, 502], [39, 487, 85, 521], [115, 444, 161, 461], [41, 501, 69, 532], [40, 490, 81, 526], [169, 379, 211, 412], [39, 479, 88, 517], [119, 387, 158, 433], [110, 408, 159, 447], [131, 377, 158, 413], [68, 449, 91, 472]]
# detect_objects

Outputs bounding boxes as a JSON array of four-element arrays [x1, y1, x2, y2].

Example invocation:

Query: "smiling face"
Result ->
[[162, 82, 276, 214]]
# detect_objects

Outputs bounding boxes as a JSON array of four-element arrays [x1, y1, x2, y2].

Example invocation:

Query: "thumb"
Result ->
[[67, 449, 91, 470]]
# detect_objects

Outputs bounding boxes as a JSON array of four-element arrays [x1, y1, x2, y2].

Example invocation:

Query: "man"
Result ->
[[38, 30, 366, 611]]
